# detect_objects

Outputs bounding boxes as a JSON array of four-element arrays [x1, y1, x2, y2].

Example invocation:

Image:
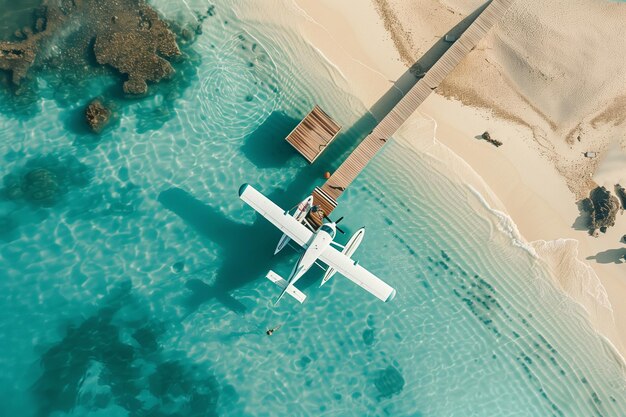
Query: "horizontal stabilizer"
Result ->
[[266, 271, 307, 304]]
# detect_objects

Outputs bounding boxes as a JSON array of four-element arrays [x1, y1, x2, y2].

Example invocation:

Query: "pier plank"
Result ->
[[285, 105, 342, 163], [306, 0, 514, 225]]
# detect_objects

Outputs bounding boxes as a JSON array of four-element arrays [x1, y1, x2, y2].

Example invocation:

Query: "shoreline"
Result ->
[[293, 0, 626, 361]]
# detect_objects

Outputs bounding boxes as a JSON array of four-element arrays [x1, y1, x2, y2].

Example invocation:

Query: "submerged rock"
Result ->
[[22, 168, 60, 206], [362, 328, 375, 346], [1, 155, 92, 207], [374, 366, 405, 399], [85, 99, 112, 132], [582, 186, 620, 232]]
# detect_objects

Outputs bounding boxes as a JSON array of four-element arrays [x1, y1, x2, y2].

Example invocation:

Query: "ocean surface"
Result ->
[[0, 1, 625, 416]]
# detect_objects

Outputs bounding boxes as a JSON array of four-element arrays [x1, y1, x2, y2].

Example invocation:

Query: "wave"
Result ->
[[393, 112, 625, 367]]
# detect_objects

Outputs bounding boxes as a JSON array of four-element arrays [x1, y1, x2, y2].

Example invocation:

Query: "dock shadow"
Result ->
[[586, 248, 626, 264], [241, 111, 300, 168], [241, 3, 492, 183]]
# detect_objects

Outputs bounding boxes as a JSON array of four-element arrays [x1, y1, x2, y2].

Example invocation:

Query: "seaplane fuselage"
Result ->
[[276, 223, 336, 302], [239, 184, 396, 304]]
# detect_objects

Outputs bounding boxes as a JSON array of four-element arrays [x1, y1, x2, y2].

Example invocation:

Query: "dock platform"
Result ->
[[285, 105, 341, 163], [307, 0, 514, 225]]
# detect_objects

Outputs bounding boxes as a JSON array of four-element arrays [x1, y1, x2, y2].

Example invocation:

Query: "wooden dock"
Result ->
[[308, 0, 514, 225], [285, 105, 341, 163]]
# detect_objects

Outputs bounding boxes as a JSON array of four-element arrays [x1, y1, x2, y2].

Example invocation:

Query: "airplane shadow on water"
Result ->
[[158, 187, 324, 316]]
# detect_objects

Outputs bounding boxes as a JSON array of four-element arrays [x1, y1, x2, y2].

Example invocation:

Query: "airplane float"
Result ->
[[239, 184, 396, 304]]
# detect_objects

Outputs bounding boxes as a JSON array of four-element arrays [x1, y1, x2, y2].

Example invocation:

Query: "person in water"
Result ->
[[266, 325, 281, 336]]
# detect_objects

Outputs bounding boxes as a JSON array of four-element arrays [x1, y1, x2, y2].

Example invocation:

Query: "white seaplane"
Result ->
[[239, 184, 396, 304]]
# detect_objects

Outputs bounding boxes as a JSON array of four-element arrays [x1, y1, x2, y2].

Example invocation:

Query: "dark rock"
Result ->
[[85, 99, 111, 132], [374, 366, 405, 399], [583, 186, 620, 232], [85, 99, 112, 133], [480, 131, 503, 147]]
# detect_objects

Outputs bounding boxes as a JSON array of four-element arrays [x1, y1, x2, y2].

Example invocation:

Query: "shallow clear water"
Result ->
[[0, 1, 625, 416]]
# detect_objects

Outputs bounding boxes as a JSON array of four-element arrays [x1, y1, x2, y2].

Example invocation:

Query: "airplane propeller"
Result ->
[[323, 214, 345, 234]]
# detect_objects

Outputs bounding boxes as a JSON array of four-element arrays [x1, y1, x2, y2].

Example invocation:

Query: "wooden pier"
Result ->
[[305, 0, 515, 226], [285, 105, 341, 163]]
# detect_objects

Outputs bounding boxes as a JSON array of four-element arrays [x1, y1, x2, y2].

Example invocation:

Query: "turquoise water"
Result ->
[[1, 1, 625, 416]]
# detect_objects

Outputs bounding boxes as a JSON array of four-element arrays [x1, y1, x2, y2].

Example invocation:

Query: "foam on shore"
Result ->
[[392, 112, 625, 366]]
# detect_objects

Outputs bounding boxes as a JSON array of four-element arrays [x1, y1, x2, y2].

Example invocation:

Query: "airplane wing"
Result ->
[[239, 184, 313, 248], [319, 246, 396, 302]]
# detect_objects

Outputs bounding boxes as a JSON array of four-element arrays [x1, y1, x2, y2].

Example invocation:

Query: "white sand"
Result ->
[[293, 0, 626, 360]]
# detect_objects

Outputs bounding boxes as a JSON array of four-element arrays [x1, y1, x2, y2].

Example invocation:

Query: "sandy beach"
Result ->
[[294, 0, 626, 361]]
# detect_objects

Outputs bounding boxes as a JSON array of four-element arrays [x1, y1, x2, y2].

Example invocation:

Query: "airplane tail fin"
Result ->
[[266, 270, 307, 304]]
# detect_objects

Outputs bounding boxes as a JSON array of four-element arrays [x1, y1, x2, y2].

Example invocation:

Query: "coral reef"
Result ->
[[33, 284, 232, 416], [0, 39, 37, 85], [93, 6, 181, 94], [0, 0, 181, 94], [374, 366, 405, 399], [2, 154, 92, 207]]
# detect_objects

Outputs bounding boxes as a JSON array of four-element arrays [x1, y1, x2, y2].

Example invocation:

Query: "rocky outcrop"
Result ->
[[581, 186, 620, 232], [94, 7, 180, 94], [480, 131, 503, 147], [85, 99, 112, 132], [0, 41, 37, 85], [0, 0, 181, 94]]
